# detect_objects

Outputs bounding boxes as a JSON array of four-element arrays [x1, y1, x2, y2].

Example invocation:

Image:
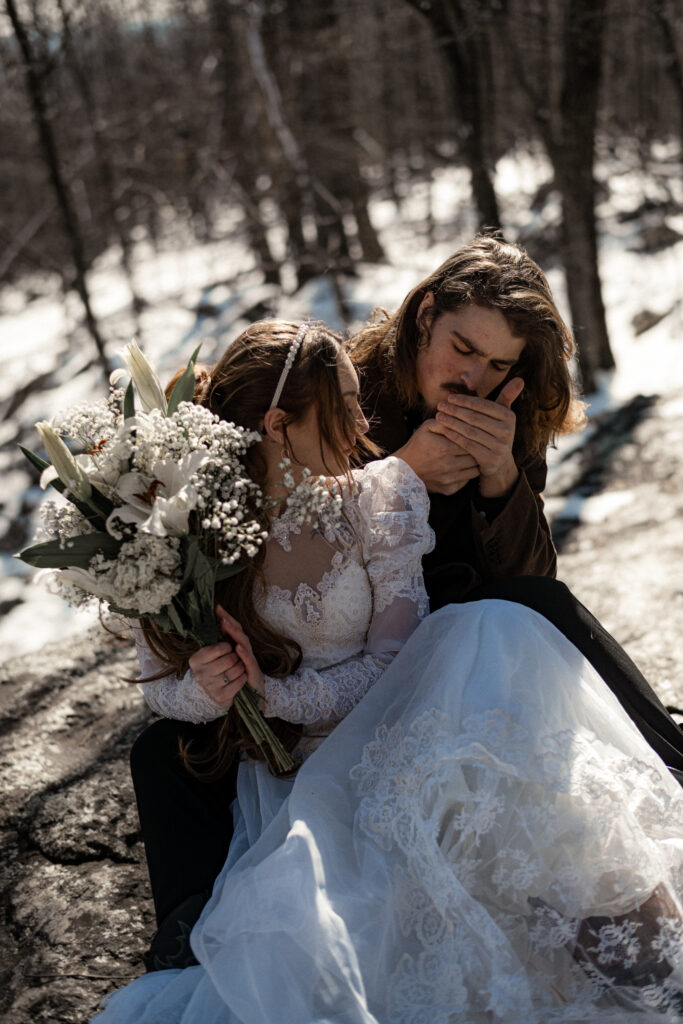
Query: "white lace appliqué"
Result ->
[[350, 707, 683, 1021]]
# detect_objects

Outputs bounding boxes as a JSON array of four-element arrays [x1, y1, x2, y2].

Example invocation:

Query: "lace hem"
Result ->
[[350, 707, 683, 1020]]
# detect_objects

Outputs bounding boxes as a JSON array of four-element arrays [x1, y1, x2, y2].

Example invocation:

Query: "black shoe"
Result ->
[[143, 891, 209, 972]]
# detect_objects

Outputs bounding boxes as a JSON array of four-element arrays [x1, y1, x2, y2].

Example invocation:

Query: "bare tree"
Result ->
[[504, 0, 615, 392], [404, 0, 502, 231], [651, 0, 683, 150], [55, 0, 144, 325], [4, 0, 111, 375]]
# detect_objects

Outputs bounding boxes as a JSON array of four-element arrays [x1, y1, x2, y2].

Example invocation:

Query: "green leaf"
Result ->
[[167, 343, 202, 416], [180, 535, 201, 587], [215, 560, 248, 582], [123, 380, 135, 419], [167, 601, 188, 637], [19, 445, 50, 474], [19, 444, 71, 501], [86, 486, 115, 518], [184, 589, 202, 632], [192, 546, 217, 616], [107, 602, 147, 619], [20, 444, 112, 528], [18, 532, 121, 569]]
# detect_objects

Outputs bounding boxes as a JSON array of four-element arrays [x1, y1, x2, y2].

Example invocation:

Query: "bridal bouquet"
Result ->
[[18, 342, 296, 772]]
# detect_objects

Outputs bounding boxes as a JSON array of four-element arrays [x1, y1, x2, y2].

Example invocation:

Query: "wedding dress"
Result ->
[[96, 457, 683, 1023]]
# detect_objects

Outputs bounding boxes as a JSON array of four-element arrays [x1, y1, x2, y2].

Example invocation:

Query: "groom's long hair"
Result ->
[[141, 320, 376, 779], [348, 235, 586, 458]]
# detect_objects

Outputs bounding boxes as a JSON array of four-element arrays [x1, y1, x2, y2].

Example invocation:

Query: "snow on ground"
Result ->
[[1, 147, 682, 660]]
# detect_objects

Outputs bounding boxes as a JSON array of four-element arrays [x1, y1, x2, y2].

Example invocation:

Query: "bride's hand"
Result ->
[[216, 605, 266, 697], [188, 639, 249, 708]]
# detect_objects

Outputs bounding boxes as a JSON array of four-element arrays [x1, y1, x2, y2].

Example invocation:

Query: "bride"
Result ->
[[95, 320, 683, 1022]]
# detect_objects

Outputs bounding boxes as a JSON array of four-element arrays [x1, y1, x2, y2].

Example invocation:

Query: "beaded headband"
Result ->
[[269, 323, 310, 409]]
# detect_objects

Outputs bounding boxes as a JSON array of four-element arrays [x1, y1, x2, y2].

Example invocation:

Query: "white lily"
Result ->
[[107, 451, 209, 538], [36, 422, 92, 501], [110, 339, 168, 414], [56, 566, 116, 603]]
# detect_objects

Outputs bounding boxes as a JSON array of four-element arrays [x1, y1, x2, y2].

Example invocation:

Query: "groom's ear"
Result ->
[[262, 408, 286, 443], [416, 291, 435, 320]]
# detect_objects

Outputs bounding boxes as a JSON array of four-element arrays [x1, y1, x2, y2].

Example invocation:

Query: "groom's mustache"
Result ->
[[420, 382, 478, 418], [441, 382, 478, 397]]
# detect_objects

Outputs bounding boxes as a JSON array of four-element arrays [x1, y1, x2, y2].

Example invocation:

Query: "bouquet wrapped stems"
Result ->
[[234, 687, 294, 774]]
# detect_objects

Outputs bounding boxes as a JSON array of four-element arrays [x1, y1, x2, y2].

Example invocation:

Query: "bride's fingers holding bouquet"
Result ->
[[216, 605, 266, 697], [189, 642, 249, 707]]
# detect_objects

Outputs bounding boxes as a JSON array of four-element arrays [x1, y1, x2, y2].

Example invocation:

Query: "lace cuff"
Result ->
[[264, 652, 391, 724], [134, 629, 227, 724]]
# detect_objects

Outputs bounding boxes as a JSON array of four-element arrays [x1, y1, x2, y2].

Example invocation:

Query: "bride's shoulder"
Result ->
[[351, 456, 428, 512]]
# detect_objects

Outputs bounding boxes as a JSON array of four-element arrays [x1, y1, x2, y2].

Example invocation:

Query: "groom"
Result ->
[[349, 235, 683, 770], [131, 235, 683, 969]]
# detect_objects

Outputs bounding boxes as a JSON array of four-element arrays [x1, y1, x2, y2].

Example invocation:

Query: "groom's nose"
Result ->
[[460, 363, 487, 395]]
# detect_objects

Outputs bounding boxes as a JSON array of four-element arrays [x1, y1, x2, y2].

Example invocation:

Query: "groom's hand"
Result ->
[[434, 377, 524, 497], [396, 421, 480, 495]]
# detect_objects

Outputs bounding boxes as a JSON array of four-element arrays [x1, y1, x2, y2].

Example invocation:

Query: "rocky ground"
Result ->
[[2, 390, 683, 1024]]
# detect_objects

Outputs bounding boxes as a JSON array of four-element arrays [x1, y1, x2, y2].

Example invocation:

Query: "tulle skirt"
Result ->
[[94, 601, 683, 1023]]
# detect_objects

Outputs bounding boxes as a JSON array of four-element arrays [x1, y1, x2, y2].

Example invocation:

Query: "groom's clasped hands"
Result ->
[[188, 605, 265, 708], [398, 376, 525, 497]]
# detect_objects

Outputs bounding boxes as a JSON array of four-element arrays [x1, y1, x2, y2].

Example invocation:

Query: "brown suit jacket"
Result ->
[[358, 364, 557, 610]]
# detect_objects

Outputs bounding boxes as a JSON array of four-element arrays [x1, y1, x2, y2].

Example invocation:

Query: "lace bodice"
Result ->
[[137, 457, 433, 732]]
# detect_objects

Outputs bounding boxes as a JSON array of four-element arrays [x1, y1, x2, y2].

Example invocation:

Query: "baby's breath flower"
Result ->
[[278, 461, 344, 537]]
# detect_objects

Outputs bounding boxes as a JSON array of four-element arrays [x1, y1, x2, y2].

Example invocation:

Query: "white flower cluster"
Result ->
[[97, 534, 182, 615], [49, 535, 182, 614], [198, 465, 268, 566], [279, 457, 343, 537], [53, 394, 119, 451], [36, 395, 269, 615], [37, 499, 95, 546]]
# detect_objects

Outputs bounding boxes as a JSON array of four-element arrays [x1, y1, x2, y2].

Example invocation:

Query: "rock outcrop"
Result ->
[[1, 633, 155, 1023]]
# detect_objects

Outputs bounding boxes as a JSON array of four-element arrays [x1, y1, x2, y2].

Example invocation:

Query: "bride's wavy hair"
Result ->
[[348, 234, 586, 457], [140, 320, 377, 779]]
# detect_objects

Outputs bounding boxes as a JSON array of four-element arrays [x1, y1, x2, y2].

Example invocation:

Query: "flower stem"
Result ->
[[233, 687, 294, 774]]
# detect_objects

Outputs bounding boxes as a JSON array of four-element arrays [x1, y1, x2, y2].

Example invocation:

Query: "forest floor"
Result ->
[[2, 385, 683, 1024]]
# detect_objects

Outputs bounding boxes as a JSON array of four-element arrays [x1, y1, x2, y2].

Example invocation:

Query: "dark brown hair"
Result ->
[[348, 235, 586, 458], [140, 320, 376, 778]]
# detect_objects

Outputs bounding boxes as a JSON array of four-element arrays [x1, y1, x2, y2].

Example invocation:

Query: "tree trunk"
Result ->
[[55, 0, 144, 326], [405, 0, 501, 230], [352, 192, 385, 264], [651, 0, 683, 150], [231, 171, 282, 287], [208, 0, 282, 288], [506, 0, 614, 390], [555, 162, 612, 393], [4, 0, 111, 377], [557, 0, 615, 388]]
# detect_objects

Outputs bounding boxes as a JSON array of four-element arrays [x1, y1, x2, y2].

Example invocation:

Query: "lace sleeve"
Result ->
[[263, 457, 434, 725], [358, 456, 433, 656], [264, 652, 391, 724], [133, 626, 227, 724]]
